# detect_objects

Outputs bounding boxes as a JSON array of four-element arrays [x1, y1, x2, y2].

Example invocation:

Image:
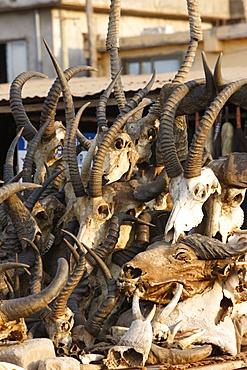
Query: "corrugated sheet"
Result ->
[[1, 67, 247, 103]]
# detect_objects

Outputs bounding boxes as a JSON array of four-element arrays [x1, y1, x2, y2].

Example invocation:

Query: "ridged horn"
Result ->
[[0, 182, 41, 204], [96, 69, 122, 131], [52, 239, 86, 319], [106, 0, 126, 110], [159, 80, 200, 178], [173, 0, 202, 84], [22, 116, 55, 186], [0, 257, 68, 321], [89, 101, 150, 198], [4, 128, 24, 184], [184, 79, 247, 178], [66, 102, 90, 197], [10, 71, 48, 142], [118, 70, 156, 118], [40, 65, 96, 142]]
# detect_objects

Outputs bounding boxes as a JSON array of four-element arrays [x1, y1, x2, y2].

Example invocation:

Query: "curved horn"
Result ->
[[0, 262, 29, 274], [24, 168, 64, 211], [118, 70, 156, 117], [10, 71, 48, 142], [106, 0, 126, 110], [4, 128, 24, 184], [40, 65, 96, 142], [184, 79, 247, 178], [213, 52, 227, 93], [0, 182, 41, 204], [43, 39, 75, 133], [159, 80, 200, 178], [0, 257, 68, 321], [66, 102, 90, 197], [175, 52, 216, 115], [96, 69, 122, 132], [214, 53, 247, 110], [173, 0, 202, 84], [52, 244, 86, 319], [22, 238, 43, 294], [22, 116, 55, 186], [89, 101, 150, 198]]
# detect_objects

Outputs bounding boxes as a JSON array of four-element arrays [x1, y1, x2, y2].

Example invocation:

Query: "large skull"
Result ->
[[165, 167, 221, 243], [118, 234, 247, 304]]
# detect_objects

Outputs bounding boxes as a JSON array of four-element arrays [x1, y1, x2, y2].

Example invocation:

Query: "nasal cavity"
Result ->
[[123, 266, 142, 279]]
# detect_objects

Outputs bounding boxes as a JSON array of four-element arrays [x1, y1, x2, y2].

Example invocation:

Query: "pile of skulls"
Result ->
[[1, 0, 247, 368]]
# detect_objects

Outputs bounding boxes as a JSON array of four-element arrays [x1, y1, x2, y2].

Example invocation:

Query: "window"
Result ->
[[7, 40, 28, 82], [122, 54, 182, 75], [0, 40, 28, 83]]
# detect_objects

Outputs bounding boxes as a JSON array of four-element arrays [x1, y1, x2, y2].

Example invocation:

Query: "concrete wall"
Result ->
[[0, 0, 230, 21]]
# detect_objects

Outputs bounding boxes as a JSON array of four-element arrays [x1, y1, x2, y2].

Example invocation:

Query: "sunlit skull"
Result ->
[[44, 307, 74, 348], [74, 186, 115, 267], [165, 167, 221, 243], [204, 185, 246, 243], [102, 132, 139, 184]]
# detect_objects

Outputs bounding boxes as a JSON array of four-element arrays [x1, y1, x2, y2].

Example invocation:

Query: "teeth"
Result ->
[[41, 233, 55, 255]]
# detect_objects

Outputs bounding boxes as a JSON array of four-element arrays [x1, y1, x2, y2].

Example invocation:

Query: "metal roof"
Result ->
[[1, 66, 247, 104]]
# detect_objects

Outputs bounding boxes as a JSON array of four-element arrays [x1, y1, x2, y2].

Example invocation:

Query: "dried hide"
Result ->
[[164, 167, 221, 243], [118, 234, 247, 303]]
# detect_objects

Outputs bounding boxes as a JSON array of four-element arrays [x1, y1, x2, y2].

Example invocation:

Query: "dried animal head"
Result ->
[[118, 234, 247, 304]]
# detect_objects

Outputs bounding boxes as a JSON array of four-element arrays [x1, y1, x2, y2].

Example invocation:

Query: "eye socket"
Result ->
[[61, 322, 70, 332], [114, 138, 124, 150], [173, 247, 193, 262], [98, 204, 110, 219], [36, 210, 48, 221], [232, 193, 243, 205], [126, 208, 136, 217], [193, 184, 206, 200], [147, 128, 156, 141]]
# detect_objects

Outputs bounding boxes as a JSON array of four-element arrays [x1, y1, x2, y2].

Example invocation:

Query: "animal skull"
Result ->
[[165, 167, 221, 243], [102, 132, 139, 184], [203, 185, 246, 243]]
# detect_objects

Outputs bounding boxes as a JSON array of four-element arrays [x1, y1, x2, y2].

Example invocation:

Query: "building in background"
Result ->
[[0, 0, 245, 82], [1, 0, 247, 178]]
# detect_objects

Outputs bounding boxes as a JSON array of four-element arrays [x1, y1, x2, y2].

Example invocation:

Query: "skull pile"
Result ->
[[1, 0, 247, 368]]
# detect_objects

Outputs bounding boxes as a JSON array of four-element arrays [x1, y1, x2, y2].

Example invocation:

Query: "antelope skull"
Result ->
[[102, 131, 139, 184], [165, 167, 221, 243]]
